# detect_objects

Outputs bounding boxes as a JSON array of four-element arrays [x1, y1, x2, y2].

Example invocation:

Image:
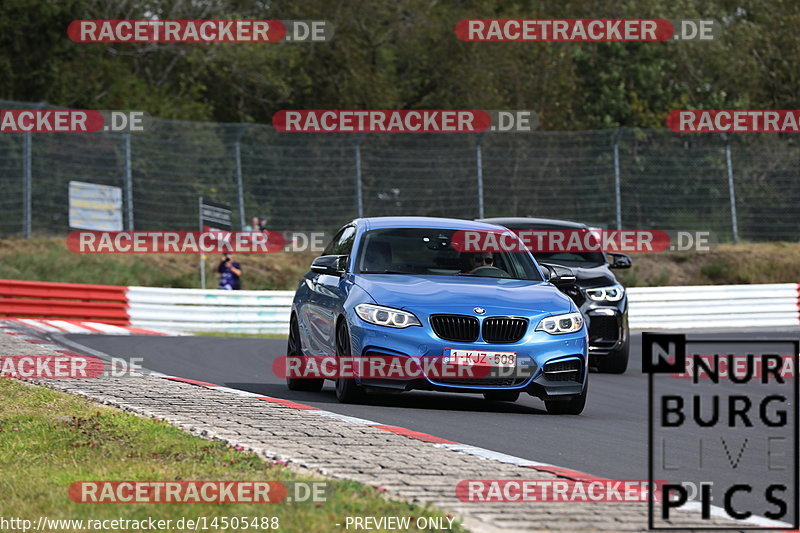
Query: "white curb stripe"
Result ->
[[213, 386, 266, 398], [81, 322, 132, 335], [308, 410, 379, 426], [46, 320, 95, 333], [435, 443, 552, 468], [16, 319, 61, 332]]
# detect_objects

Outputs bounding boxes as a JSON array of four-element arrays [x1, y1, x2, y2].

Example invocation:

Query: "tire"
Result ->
[[595, 339, 630, 374], [483, 390, 520, 402], [545, 383, 588, 415], [285, 315, 324, 392], [334, 321, 365, 403]]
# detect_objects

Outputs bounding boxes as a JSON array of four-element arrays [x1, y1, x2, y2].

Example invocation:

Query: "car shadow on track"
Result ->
[[227, 382, 548, 415]]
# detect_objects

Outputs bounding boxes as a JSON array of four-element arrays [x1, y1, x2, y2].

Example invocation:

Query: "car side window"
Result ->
[[323, 225, 356, 256], [332, 226, 356, 255], [323, 227, 346, 256]]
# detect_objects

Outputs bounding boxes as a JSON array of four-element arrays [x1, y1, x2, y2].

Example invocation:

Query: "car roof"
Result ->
[[358, 216, 508, 231], [478, 217, 590, 230]]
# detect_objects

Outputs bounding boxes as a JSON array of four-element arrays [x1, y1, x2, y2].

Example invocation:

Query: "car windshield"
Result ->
[[355, 228, 543, 281], [500, 224, 607, 268], [532, 251, 606, 268]]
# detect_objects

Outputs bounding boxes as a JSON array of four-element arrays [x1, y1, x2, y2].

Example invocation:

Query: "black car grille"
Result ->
[[430, 315, 479, 342], [589, 315, 620, 344], [433, 377, 529, 387], [543, 359, 583, 382], [482, 317, 528, 343]]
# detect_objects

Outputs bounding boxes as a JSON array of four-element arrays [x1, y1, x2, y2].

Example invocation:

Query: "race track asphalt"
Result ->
[[65, 329, 799, 522]]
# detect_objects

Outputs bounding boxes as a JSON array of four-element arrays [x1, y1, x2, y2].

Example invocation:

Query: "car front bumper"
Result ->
[[348, 315, 588, 397], [583, 303, 629, 356]]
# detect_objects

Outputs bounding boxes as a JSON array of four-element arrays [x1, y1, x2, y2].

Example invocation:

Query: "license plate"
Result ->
[[444, 349, 516, 368]]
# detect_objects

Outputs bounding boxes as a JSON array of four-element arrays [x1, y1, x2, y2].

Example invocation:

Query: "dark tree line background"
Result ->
[[0, 0, 798, 242], [1, 0, 798, 128]]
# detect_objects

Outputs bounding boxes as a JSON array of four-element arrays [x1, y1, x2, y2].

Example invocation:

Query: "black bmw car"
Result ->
[[479, 217, 632, 374]]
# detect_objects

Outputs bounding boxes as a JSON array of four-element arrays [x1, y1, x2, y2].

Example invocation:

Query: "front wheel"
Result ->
[[544, 383, 587, 415], [285, 315, 324, 392], [334, 321, 365, 403]]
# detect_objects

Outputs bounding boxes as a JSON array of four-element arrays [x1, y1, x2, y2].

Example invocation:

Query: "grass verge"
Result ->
[[0, 237, 316, 290], [0, 379, 463, 533], [617, 243, 800, 287]]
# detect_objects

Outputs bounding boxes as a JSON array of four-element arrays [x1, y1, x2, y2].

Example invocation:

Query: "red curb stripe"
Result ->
[[524, 464, 607, 482], [369, 424, 457, 444], [254, 396, 317, 410], [125, 325, 167, 336], [165, 376, 221, 388], [796, 284, 800, 322], [24, 339, 50, 344], [55, 349, 88, 357]]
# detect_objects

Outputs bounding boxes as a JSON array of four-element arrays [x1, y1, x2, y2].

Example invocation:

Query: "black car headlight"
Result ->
[[586, 284, 625, 302], [355, 304, 421, 328], [535, 312, 584, 334]]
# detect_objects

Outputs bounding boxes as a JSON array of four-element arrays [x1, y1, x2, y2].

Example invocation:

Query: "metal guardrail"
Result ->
[[2, 279, 798, 334], [126, 286, 293, 334], [627, 283, 800, 329], [0, 279, 129, 325], [130, 283, 800, 334]]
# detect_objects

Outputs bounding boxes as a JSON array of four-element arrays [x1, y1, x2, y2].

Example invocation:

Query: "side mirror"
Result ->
[[540, 263, 577, 286], [310, 255, 348, 277], [607, 253, 632, 269]]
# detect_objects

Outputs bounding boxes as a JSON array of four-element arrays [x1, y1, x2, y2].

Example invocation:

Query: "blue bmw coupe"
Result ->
[[286, 217, 589, 414]]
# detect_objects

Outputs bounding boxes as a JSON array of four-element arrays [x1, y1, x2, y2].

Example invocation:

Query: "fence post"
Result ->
[[354, 136, 364, 218], [22, 132, 32, 238], [476, 133, 485, 218], [725, 139, 739, 243], [234, 138, 245, 229], [123, 133, 134, 230], [198, 196, 206, 289], [613, 129, 622, 230]]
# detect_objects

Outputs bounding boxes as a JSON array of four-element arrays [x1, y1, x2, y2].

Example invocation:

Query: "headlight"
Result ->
[[536, 312, 584, 334], [586, 284, 625, 302], [355, 304, 421, 328]]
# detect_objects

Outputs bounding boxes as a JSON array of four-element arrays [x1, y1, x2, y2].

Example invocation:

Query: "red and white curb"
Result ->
[[147, 375, 786, 530], [1, 321, 789, 530], [4, 318, 181, 336]]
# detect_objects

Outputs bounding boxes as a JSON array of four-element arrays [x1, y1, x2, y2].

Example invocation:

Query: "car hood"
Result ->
[[353, 274, 574, 315], [570, 265, 617, 288]]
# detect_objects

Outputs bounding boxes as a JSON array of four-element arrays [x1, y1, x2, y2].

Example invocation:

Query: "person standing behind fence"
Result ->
[[244, 215, 262, 231], [218, 253, 242, 290]]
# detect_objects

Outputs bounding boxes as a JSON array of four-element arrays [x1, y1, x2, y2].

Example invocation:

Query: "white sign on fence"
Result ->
[[69, 181, 123, 231]]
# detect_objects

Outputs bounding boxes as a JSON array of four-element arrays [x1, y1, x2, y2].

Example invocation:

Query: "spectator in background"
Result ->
[[259, 216, 268, 232], [218, 253, 242, 290], [244, 215, 261, 231]]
